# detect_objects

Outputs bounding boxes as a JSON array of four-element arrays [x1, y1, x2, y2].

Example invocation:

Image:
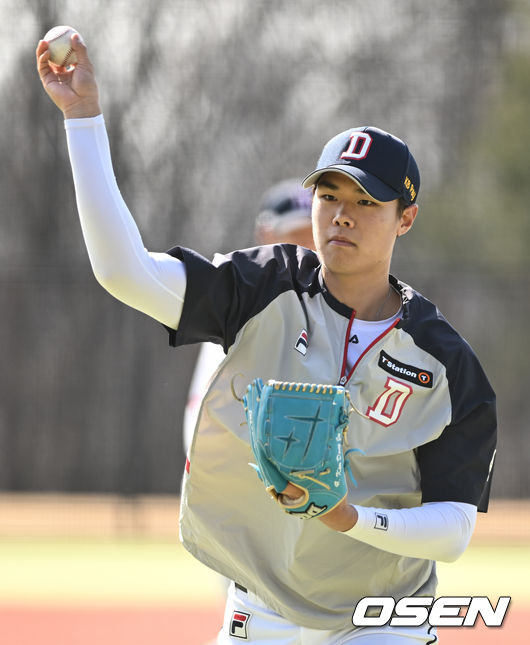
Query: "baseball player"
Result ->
[[37, 35, 496, 645], [183, 179, 315, 452]]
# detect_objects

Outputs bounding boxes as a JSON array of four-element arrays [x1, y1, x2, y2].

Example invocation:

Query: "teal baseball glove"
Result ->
[[243, 378, 360, 519]]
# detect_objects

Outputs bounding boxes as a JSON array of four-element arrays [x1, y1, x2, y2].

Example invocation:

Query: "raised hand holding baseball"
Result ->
[[36, 26, 101, 119], [43, 26, 79, 68]]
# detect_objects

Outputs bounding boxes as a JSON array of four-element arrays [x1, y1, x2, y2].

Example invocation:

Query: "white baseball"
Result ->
[[43, 25, 80, 68]]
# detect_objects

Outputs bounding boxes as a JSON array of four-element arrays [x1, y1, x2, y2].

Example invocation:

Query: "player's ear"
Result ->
[[397, 204, 418, 237]]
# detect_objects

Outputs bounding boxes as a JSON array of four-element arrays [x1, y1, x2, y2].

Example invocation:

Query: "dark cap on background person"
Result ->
[[255, 179, 313, 237], [303, 126, 420, 205]]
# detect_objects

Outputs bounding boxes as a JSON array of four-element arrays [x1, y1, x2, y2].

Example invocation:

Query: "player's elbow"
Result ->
[[437, 541, 469, 563], [93, 266, 133, 300], [436, 526, 474, 562], [427, 501, 477, 563]]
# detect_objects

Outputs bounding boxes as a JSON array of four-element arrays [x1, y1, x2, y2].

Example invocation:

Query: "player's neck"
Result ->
[[322, 268, 397, 321]]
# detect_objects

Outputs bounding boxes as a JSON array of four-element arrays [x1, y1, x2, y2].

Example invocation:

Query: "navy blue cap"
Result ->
[[302, 126, 420, 204]]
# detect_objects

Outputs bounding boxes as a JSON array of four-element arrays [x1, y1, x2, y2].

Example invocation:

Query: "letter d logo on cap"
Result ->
[[341, 132, 373, 160]]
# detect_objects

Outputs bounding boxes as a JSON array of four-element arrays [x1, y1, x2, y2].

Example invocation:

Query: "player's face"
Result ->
[[311, 172, 417, 280]]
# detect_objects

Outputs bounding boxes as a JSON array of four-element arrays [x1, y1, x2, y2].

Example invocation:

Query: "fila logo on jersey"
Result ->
[[229, 610, 251, 639], [349, 334, 359, 344], [374, 513, 389, 531], [378, 351, 433, 388], [294, 329, 308, 355]]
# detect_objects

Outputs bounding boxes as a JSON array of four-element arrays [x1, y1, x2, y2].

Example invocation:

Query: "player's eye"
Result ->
[[320, 193, 337, 201], [358, 199, 376, 206]]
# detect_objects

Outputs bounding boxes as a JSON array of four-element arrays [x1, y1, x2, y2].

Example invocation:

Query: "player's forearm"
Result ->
[[65, 115, 186, 328], [343, 501, 477, 563]]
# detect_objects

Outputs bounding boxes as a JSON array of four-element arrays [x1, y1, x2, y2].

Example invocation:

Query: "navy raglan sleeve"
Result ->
[[417, 338, 497, 512], [164, 244, 314, 352]]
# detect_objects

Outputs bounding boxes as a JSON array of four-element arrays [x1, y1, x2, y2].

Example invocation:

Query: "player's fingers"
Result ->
[[36, 46, 55, 82], [70, 32, 89, 64], [36, 41, 52, 73], [283, 482, 305, 499], [36, 39, 48, 58], [36, 47, 70, 102]]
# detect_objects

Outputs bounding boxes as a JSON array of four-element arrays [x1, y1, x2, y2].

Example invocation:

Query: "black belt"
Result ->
[[235, 582, 247, 593]]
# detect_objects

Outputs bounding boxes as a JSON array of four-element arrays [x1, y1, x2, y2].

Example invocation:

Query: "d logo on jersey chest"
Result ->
[[366, 377, 412, 427]]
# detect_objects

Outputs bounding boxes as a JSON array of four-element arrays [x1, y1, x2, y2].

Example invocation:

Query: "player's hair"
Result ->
[[397, 197, 408, 218]]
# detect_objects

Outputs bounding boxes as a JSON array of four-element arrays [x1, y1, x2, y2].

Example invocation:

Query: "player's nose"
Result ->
[[332, 204, 355, 228]]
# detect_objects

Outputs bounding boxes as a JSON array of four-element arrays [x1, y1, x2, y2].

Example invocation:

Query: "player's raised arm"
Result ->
[[36, 29, 186, 329]]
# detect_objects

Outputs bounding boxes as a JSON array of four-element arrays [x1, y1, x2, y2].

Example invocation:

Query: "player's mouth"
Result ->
[[328, 235, 356, 247]]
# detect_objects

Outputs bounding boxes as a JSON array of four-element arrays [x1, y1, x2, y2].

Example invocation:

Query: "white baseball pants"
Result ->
[[216, 583, 438, 644]]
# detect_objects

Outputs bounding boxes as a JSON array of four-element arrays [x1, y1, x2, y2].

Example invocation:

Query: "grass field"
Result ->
[[0, 538, 527, 607], [0, 495, 528, 644]]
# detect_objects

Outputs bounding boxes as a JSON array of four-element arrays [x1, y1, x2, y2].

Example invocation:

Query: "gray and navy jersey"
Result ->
[[167, 243, 496, 630]]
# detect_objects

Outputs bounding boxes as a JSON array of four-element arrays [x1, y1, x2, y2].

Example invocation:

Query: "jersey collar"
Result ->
[[315, 269, 412, 321]]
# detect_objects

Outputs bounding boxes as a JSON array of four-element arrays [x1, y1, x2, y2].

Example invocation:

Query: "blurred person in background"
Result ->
[[183, 179, 315, 452], [184, 180, 314, 644]]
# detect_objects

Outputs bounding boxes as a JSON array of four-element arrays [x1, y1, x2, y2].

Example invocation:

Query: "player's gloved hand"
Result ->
[[244, 378, 290, 495], [243, 378, 362, 519]]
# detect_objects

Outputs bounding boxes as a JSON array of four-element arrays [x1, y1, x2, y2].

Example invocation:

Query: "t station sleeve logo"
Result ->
[[378, 351, 433, 388]]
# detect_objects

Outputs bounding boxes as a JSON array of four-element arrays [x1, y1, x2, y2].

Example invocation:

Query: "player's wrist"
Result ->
[[63, 100, 102, 120], [319, 502, 358, 532]]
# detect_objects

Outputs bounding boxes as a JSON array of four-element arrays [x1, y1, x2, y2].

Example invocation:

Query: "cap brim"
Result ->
[[302, 165, 400, 202]]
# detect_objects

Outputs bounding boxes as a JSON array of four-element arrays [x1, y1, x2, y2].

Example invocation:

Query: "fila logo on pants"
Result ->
[[230, 610, 251, 639]]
